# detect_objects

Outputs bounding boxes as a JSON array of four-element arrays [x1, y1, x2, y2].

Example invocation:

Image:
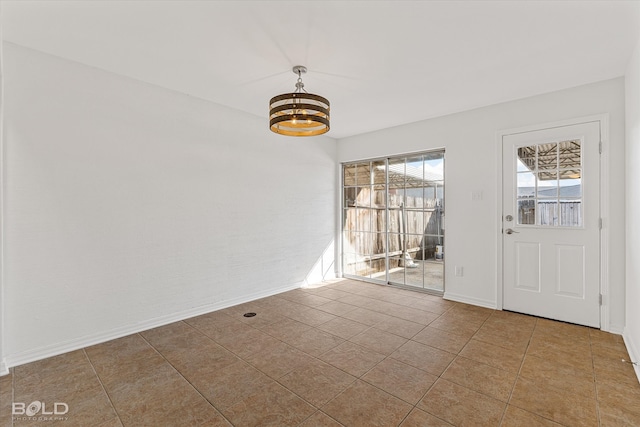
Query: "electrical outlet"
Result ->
[[455, 266, 464, 277], [471, 190, 483, 201]]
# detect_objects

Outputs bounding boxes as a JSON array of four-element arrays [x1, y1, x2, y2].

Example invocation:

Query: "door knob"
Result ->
[[505, 228, 519, 235]]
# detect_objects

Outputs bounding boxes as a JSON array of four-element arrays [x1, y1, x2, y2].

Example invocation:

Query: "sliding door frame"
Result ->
[[340, 149, 445, 295]]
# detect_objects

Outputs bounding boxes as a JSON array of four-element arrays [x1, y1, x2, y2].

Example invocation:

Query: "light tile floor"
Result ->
[[1, 279, 639, 426]]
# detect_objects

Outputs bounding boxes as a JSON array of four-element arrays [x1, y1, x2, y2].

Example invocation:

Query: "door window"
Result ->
[[516, 140, 582, 227]]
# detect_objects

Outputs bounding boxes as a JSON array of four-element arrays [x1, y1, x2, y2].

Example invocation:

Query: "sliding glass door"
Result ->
[[342, 151, 445, 293]]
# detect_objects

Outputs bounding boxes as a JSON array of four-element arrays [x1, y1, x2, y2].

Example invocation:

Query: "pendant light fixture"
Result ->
[[269, 65, 330, 136]]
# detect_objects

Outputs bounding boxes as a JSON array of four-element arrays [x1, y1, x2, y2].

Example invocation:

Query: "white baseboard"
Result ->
[[4, 281, 302, 370], [623, 328, 640, 384], [443, 292, 497, 310], [0, 361, 9, 376], [607, 324, 625, 335]]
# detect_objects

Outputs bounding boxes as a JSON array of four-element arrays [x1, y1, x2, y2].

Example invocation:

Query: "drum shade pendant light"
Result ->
[[269, 65, 330, 136]]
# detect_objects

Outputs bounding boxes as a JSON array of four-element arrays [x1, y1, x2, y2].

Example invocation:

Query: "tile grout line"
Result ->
[[338, 300, 455, 426], [299, 282, 453, 320], [389, 304, 499, 425], [262, 285, 458, 425], [589, 329, 603, 427], [348, 284, 460, 424], [496, 316, 537, 426], [82, 348, 125, 427], [261, 298, 426, 414], [292, 407, 345, 427], [136, 331, 236, 426], [145, 321, 328, 425], [437, 308, 503, 425], [500, 318, 577, 426], [177, 310, 362, 420]]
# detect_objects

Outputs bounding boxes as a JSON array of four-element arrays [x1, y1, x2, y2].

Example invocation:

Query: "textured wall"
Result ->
[[2, 43, 336, 366]]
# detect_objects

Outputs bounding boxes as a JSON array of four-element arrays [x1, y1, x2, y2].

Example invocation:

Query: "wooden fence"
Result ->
[[519, 199, 582, 226], [343, 187, 444, 275]]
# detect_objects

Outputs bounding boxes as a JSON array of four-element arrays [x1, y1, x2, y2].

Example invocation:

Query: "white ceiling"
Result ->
[[2, 1, 639, 139]]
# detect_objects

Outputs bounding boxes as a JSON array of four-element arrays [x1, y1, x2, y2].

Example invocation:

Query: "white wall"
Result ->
[[625, 38, 640, 381], [1, 43, 336, 368], [0, 14, 5, 375], [338, 78, 626, 331]]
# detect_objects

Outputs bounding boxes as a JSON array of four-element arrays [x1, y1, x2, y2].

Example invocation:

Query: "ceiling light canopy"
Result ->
[[269, 66, 330, 137]]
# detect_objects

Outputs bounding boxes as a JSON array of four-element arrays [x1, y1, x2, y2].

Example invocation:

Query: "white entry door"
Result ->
[[502, 121, 600, 327]]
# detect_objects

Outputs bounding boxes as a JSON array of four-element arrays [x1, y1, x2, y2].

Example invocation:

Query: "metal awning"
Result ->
[[517, 140, 581, 180], [343, 162, 443, 188]]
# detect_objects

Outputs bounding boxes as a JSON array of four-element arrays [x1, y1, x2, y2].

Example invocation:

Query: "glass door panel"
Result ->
[[342, 150, 445, 293]]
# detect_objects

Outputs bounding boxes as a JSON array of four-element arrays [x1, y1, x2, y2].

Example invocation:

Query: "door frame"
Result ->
[[496, 114, 610, 331], [338, 150, 446, 294]]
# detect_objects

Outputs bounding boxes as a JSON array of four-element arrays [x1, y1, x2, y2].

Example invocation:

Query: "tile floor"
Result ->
[[1, 279, 639, 426]]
